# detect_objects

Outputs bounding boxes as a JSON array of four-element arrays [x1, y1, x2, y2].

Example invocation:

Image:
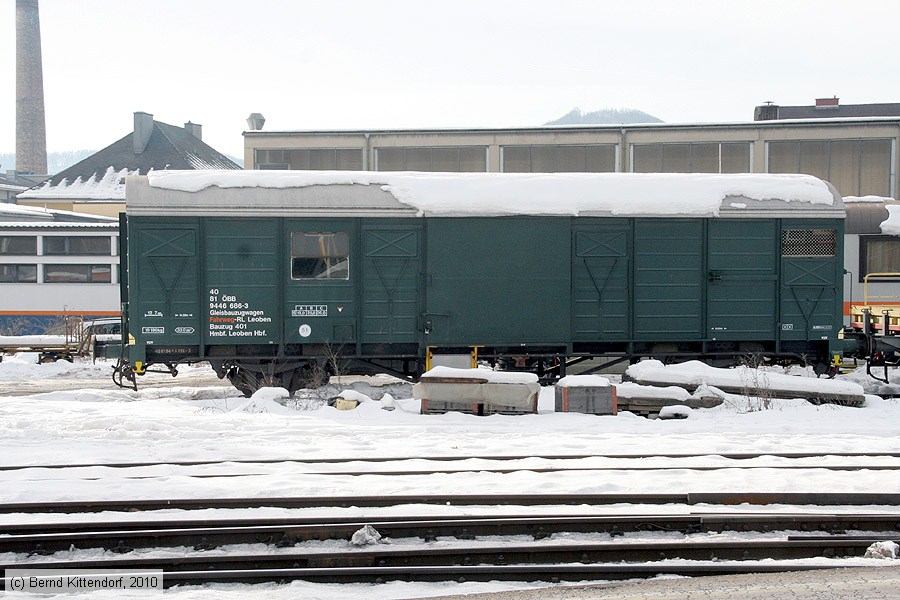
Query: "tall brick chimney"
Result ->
[[15, 0, 48, 175]]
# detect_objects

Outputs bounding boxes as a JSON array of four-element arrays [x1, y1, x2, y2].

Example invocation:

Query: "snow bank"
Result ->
[[626, 360, 864, 397], [0, 353, 109, 381]]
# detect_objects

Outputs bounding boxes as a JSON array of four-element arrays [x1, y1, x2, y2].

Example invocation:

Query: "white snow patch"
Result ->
[[145, 171, 836, 217], [422, 366, 539, 384], [19, 166, 139, 200], [659, 405, 693, 419], [336, 389, 373, 403], [880, 204, 900, 235], [556, 375, 611, 387], [864, 540, 899, 559], [350, 524, 383, 546], [626, 360, 864, 397]]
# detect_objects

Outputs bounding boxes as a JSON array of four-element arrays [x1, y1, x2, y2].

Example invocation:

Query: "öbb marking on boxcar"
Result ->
[[111, 171, 845, 396]]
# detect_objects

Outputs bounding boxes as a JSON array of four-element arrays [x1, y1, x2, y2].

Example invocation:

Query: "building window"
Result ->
[[290, 232, 349, 280], [859, 236, 900, 281], [0, 236, 37, 255], [631, 142, 751, 173], [43, 236, 111, 256], [0, 264, 37, 283], [767, 138, 893, 197], [43, 264, 112, 283], [376, 146, 487, 172], [501, 144, 616, 173], [255, 148, 363, 170]]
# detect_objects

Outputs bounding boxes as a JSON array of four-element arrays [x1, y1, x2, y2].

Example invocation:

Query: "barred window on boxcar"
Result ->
[[291, 232, 350, 280], [781, 229, 837, 257]]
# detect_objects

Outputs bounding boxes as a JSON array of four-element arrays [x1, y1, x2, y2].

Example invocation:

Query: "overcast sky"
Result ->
[[2, 0, 899, 160]]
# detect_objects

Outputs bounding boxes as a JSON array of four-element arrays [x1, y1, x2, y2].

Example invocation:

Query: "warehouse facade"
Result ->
[[244, 116, 899, 200]]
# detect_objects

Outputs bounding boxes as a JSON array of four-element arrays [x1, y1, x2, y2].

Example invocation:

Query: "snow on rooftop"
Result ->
[[144, 171, 838, 217], [879, 204, 900, 235], [0, 203, 55, 217], [0, 203, 117, 223], [18, 166, 139, 201]]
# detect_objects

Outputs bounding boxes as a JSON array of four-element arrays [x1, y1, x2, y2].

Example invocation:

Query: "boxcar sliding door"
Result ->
[[633, 219, 703, 341], [706, 219, 778, 341]]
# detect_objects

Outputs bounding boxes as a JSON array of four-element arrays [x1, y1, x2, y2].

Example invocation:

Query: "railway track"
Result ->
[[2, 510, 896, 588], [3, 453, 898, 589], [2, 512, 898, 555], [3, 450, 900, 471], [3, 492, 900, 515]]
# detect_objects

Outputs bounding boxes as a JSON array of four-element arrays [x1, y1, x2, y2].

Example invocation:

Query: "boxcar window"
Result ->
[[0, 236, 37, 255], [291, 232, 349, 280], [860, 236, 900, 281]]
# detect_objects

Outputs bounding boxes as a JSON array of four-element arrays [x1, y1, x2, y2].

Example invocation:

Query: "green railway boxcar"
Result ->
[[114, 171, 845, 395]]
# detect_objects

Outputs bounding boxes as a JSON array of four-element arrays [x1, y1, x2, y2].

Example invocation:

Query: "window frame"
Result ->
[[0, 264, 38, 283], [0, 235, 38, 256], [42, 264, 113, 283], [254, 148, 363, 170], [630, 141, 752, 173], [858, 235, 900, 283], [290, 231, 351, 281], [43, 236, 112, 256], [375, 146, 488, 172], [501, 144, 617, 173]]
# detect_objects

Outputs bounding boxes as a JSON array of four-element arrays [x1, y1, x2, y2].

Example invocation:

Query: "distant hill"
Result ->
[[0, 150, 96, 176], [546, 107, 663, 126]]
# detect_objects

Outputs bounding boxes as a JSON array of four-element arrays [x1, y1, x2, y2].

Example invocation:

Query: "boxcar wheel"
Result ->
[[226, 367, 263, 398]]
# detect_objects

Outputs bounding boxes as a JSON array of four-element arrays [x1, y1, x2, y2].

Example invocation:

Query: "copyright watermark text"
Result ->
[[3, 569, 163, 594]]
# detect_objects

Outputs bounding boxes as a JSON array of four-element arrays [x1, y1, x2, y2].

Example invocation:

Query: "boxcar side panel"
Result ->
[[779, 219, 844, 348], [281, 219, 357, 346], [572, 220, 631, 341], [129, 217, 201, 353], [204, 219, 280, 346]]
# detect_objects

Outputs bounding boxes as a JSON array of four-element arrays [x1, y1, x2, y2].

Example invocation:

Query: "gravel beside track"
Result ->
[[413, 566, 900, 600]]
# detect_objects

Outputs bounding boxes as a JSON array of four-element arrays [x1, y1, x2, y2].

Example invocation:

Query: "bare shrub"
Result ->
[[738, 354, 774, 412]]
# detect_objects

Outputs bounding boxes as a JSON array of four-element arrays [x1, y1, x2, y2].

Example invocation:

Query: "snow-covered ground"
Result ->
[[1, 352, 898, 599]]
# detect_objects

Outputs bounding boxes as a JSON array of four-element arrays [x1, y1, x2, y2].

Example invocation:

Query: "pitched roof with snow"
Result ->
[[0, 202, 117, 225], [19, 120, 240, 201]]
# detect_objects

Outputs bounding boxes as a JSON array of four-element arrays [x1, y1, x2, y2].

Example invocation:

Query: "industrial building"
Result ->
[[243, 98, 899, 201]]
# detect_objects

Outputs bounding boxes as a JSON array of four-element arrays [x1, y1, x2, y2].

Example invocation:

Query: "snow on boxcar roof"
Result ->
[[131, 170, 843, 218]]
